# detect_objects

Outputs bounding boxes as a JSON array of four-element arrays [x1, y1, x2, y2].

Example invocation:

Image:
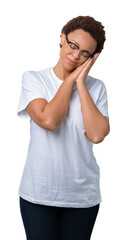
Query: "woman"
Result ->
[[17, 15, 110, 240]]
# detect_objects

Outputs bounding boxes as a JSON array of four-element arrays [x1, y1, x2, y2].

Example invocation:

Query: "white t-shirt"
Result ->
[[17, 67, 109, 208]]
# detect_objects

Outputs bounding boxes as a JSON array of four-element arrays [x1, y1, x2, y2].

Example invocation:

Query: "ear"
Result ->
[[60, 33, 66, 46]]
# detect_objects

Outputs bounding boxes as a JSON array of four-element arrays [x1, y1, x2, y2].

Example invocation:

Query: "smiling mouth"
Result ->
[[66, 57, 77, 65]]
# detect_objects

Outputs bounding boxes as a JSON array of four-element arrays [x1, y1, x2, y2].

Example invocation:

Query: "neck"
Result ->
[[53, 59, 72, 81]]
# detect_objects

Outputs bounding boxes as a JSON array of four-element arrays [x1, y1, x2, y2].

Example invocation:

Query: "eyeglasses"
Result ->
[[66, 35, 93, 59]]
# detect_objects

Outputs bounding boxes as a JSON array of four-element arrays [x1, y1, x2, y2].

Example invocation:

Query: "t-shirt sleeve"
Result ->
[[17, 71, 48, 119], [96, 82, 109, 118]]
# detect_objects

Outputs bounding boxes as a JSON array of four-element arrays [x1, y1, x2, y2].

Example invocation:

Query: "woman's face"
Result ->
[[59, 29, 97, 72]]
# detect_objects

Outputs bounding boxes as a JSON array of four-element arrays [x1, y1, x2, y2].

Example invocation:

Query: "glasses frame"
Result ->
[[66, 35, 94, 59]]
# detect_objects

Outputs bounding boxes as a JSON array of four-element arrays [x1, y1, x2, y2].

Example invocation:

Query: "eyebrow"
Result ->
[[72, 40, 92, 55], [72, 40, 80, 46]]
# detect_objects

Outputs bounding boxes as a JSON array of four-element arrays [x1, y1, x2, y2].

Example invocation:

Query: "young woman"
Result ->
[[17, 15, 110, 240]]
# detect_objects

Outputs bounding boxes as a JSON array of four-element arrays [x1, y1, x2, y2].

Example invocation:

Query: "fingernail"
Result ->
[[95, 53, 100, 58]]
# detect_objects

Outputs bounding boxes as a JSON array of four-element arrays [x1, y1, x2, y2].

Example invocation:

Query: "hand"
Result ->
[[75, 53, 100, 84], [64, 56, 95, 84]]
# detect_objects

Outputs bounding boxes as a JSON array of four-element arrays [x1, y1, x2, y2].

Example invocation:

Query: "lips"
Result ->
[[66, 57, 76, 65]]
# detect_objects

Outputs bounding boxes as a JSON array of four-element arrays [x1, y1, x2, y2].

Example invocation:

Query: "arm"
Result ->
[[41, 77, 75, 129], [75, 53, 110, 143], [26, 76, 75, 130], [26, 64, 88, 130], [76, 81, 110, 143]]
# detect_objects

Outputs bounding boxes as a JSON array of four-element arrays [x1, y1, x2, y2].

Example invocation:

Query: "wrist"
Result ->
[[65, 76, 75, 85], [76, 80, 85, 88]]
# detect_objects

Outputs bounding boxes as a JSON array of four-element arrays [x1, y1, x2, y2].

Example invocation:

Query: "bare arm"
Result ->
[[26, 64, 87, 130], [41, 77, 75, 129], [76, 82, 110, 143], [75, 54, 110, 143], [26, 77, 75, 130]]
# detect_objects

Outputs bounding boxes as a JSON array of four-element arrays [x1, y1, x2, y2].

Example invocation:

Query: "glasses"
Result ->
[[66, 35, 93, 59]]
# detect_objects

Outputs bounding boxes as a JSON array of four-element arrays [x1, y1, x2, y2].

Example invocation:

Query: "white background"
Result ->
[[0, 0, 127, 239]]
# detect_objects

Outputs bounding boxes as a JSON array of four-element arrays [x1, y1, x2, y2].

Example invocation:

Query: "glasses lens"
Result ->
[[69, 43, 78, 50], [81, 52, 91, 58], [66, 37, 92, 59]]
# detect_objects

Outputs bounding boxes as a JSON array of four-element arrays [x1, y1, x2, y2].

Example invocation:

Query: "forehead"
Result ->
[[68, 29, 97, 52]]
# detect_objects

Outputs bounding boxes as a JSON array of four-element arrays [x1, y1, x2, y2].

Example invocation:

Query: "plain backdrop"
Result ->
[[0, 0, 127, 239]]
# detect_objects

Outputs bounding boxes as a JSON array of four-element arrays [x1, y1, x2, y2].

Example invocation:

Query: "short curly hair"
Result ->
[[60, 16, 106, 54]]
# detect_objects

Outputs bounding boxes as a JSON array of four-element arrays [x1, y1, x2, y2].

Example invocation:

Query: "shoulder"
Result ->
[[86, 75, 107, 100], [23, 67, 51, 77], [86, 75, 107, 94], [22, 67, 51, 84], [86, 75, 105, 89]]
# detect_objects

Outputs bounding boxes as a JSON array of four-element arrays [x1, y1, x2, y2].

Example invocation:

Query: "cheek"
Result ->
[[59, 47, 86, 70], [60, 48, 65, 58], [60, 48, 70, 66], [59, 47, 66, 64], [60, 45, 69, 58], [76, 59, 87, 67]]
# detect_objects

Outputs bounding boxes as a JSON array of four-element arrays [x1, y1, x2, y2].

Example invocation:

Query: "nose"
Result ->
[[72, 49, 80, 59]]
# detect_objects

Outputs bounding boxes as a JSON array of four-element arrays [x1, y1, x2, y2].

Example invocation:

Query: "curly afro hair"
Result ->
[[60, 16, 106, 54]]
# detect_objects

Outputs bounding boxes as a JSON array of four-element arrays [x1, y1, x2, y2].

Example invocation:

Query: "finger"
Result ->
[[80, 58, 94, 76], [93, 52, 100, 60], [83, 57, 97, 75], [79, 53, 100, 79], [83, 57, 92, 65], [94, 52, 100, 57], [76, 58, 91, 74], [90, 53, 100, 66], [75, 56, 94, 76], [84, 57, 94, 67]]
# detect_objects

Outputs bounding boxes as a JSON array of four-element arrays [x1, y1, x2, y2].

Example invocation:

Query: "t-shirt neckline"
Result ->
[[51, 67, 64, 84], [50, 67, 77, 88]]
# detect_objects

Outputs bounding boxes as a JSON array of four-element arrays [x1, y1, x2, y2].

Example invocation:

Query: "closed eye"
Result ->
[[69, 42, 79, 50]]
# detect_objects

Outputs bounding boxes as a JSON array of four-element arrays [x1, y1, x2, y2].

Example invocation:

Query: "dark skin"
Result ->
[[73, 52, 100, 84], [54, 29, 98, 81], [53, 29, 110, 143]]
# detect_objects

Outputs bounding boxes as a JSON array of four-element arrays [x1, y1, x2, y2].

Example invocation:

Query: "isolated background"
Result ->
[[0, 0, 127, 239]]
